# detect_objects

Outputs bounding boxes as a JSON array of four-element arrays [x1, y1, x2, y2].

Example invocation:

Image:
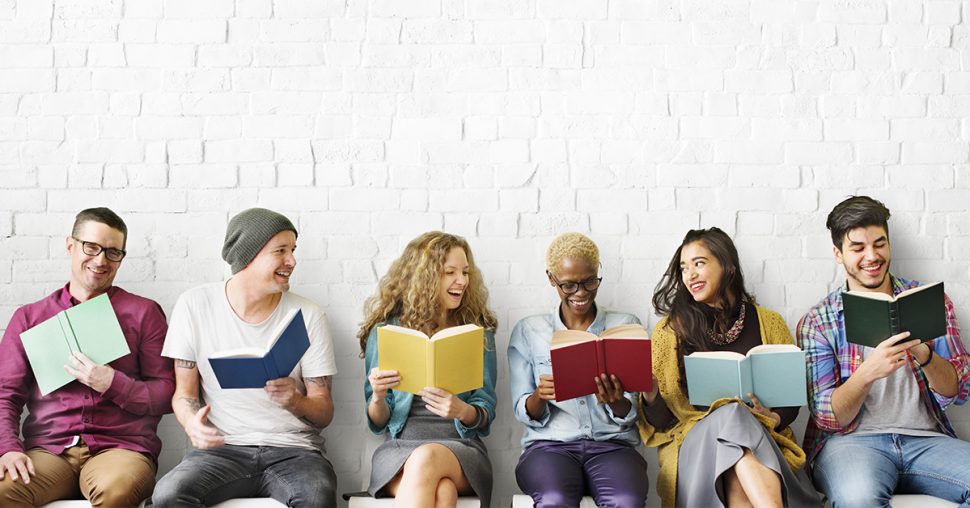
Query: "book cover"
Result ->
[[377, 323, 484, 395], [550, 323, 651, 402], [843, 281, 946, 348], [684, 344, 807, 408], [208, 308, 310, 389], [20, 293, 130, 396]]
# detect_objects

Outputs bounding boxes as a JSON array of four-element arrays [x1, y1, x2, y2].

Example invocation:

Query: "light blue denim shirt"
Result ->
[[508, 305, 642, 448], [363, 318, 498, 439]]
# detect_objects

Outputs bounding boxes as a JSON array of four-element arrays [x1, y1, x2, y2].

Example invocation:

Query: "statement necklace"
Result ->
[[709, 301, 746, 346]]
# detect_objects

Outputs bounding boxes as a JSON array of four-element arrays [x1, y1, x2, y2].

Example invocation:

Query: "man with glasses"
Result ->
[[0, 207, 175, 507]]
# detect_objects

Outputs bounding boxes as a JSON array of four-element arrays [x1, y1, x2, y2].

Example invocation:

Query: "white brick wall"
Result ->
[[2, 1, 970, 506]]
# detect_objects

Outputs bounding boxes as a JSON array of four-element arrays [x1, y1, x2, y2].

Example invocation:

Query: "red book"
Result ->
[[549, 323, 652, 402]]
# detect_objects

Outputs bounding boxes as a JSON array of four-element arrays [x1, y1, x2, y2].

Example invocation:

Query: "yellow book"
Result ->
[[377, 323, 484, 395]]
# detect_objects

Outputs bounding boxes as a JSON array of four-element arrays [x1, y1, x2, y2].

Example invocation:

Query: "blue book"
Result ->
[[208, 308, 310, 389], [683, 344, 807, 408]]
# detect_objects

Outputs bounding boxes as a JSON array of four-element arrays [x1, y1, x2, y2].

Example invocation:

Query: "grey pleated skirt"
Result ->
[[367, 398, 493, 506], [676, 403, 821, 508]]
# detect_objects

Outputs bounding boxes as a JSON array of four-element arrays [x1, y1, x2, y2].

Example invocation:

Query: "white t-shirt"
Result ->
[[162, 281, 338, 451]]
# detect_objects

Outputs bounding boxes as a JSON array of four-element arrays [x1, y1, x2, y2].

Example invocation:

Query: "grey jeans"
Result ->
[[152, 444, 337, 508]]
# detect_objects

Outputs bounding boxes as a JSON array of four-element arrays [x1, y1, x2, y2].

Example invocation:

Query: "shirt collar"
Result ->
[[56, 282, 117, 307], [552, 302, 605, 334], [835, 272, 902, 313]]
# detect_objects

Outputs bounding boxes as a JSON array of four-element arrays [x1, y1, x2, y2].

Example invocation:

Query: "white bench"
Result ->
[[41, 499, 286, 507], [512, 494, 597, 507], [346, 496, 480, 507], [889, 495, 957, 508]]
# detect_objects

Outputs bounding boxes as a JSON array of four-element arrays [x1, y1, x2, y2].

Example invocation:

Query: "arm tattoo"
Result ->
[[178, 396, 201, 413], [304, 376, 333, 390], [175, 359, 197, 369]]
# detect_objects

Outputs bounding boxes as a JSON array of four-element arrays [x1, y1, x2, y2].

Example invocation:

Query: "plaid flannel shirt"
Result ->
[[796, 274, 970, 466]]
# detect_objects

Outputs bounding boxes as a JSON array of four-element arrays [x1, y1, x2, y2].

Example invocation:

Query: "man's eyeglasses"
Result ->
[[547, 272, 602, 294], [72, 237, 126, 262]]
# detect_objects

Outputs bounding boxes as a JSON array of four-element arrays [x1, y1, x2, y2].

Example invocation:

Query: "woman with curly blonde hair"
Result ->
[[357, 231, 498, 508]]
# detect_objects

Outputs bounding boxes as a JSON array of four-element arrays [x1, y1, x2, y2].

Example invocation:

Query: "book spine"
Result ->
[[596, 339, 606, 376], [264, 353, 280, 380], [58, 313, 80, 354], [427, 342, 435, 389], [889, 301, 900, 335]]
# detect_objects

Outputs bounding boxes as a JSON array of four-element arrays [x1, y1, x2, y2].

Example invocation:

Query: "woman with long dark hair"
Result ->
[[639, 228, 819, 508]]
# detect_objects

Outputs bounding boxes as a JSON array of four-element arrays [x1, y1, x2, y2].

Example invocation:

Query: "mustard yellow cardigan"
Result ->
[[638, 305, 807, 508]]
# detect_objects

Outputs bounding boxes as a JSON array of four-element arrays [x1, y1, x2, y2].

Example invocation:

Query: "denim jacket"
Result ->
[[508, 305, 642, 448], [363, 318, 498, 439]]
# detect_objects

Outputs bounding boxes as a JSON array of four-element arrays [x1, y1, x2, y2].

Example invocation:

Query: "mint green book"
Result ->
[[684, 344, 807, 408], [19, 293, 130, 395]]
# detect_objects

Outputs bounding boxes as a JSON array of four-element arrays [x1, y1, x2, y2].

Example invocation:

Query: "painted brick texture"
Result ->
[[2, 1, 970, 506]]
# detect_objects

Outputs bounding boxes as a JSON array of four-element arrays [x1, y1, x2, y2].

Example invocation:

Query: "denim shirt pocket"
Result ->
[[534, 355, 553, 381]]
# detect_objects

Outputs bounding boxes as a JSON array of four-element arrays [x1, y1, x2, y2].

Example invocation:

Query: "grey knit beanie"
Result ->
[[222, 208, 298, 274]]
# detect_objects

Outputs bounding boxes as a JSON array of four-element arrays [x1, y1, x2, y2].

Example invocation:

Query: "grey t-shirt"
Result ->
[[854, 346, 943, 437]]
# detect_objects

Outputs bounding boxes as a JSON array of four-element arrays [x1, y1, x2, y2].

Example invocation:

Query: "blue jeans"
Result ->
[[152, 444, 337, 508], [813, 433, 970, 508]]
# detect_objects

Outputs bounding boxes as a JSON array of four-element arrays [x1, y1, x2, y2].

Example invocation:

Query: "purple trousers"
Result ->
[[515, 439, 648, 508]]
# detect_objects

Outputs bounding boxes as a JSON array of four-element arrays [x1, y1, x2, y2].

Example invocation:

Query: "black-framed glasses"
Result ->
[[72, 237, 126, 262], [547, 272, 602, 294]]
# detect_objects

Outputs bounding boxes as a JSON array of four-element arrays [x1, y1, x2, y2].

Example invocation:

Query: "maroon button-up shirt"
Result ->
[[0, 284, 175, 462]]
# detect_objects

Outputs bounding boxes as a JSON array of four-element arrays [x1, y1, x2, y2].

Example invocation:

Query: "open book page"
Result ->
[[600, 323, 649, 339], [209, 307, 301, 359], [846, 281, 941, 302]]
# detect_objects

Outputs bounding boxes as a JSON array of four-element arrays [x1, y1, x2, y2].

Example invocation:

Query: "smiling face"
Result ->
[[241, 230, 297, 294], [835, 225, 891, 293], [549, 256, 598, 322], [438, 246, 469, 312], [66, 220, 126, 300], [680, 240, 726, 308]]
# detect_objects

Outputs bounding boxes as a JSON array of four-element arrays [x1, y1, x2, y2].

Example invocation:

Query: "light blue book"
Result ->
[[684, 344, 807, 408]]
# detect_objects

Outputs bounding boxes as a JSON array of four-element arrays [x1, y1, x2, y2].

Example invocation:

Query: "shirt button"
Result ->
[[579, 400, 585, 405], [84, 395, 89, 400], [83, 418, 90, 423]]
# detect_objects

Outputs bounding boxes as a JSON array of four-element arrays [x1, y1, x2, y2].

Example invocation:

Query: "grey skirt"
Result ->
[[367, 399, 493, 506], [677, 403, 821, 508]]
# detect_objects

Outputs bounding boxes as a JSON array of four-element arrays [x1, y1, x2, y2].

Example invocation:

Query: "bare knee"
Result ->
[[402, 445, 448, 483], [435, 478, 458, 508], [724, 467, 753, 508]]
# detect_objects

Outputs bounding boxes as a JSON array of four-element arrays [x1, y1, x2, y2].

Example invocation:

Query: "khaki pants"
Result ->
[[0, 440, 155, 507]]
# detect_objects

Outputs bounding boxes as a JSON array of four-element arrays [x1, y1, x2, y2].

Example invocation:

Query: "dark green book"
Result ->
[[843, 281, 946, 348]]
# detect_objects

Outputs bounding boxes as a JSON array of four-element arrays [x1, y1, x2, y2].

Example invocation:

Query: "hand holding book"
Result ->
[[856, 332, 921, 384], [64, 351, 114, 393], [265, 377, 302, 411], [593, 373, 632, 417], [747, 393, 781, 428], [368, 367, 401, 401], [418, 387, 479, 425]]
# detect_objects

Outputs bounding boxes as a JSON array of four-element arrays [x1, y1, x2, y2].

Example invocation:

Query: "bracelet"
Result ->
[[468, 405, 485, 429], [918, 345, 934, 368]]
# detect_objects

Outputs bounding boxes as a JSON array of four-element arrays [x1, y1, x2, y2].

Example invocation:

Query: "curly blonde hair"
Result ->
[[546, 232, 600, 274], [357, 231, 498, 356]]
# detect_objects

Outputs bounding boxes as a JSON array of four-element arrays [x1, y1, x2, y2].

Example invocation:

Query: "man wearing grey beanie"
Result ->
[[154, 208, 339, 508]]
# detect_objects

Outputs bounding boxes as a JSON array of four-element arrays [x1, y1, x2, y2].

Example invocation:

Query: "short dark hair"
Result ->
[[826, 196, 891, 250], [72, 207, 128, 246]]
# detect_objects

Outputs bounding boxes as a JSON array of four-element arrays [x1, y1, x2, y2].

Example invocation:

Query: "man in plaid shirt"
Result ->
[[798, 195, 970, 507]]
